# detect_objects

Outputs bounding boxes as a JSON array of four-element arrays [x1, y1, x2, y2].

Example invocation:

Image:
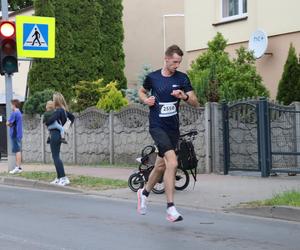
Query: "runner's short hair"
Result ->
[[11, 99, 21, 109], [165, 45, 184, 57]]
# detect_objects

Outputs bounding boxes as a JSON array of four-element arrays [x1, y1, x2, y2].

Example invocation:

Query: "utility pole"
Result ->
[[1, 0, 15, 170]]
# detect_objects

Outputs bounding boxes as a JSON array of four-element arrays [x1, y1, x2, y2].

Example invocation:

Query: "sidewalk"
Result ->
[[1, 161, 300, 211]]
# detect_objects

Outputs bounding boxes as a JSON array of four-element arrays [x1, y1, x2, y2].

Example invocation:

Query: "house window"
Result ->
[[222, 0, 247, 20]]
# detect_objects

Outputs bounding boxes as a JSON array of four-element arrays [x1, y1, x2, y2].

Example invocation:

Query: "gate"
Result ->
[[268, 103, 300, 174], [222, 100, 260, 174], [223, 98, 300, 177]]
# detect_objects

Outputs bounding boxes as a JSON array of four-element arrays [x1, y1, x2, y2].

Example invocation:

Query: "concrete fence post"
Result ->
[[294, 102, 300, 167], [204, 103, 212, 173], [109, 112, 115, 165], [72, 118, 77, 164], [41, 115, 45, 163], [210, 102, 222, 173]]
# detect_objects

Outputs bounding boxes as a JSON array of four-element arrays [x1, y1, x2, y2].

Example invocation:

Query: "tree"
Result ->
[[96, 82, 128, 112], [28, 0, 126, 102], [276, 44, 300, 105], [126, 64, 153, 104], [9, 0, 33, 11], [98, 0, 127, 90], [220, 46, 269, 101], [188, 33, 269, 104], [23, 89, 55, 115]]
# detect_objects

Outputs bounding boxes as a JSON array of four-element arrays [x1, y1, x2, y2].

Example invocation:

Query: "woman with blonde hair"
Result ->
[[45, 92, 75, 186]]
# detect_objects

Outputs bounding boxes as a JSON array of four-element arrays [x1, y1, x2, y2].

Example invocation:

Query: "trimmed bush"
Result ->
[[96, 82, 128, 112], [71, 79, 105, 112], [23, 89, 55, 115], [188, 33, 269, 104]]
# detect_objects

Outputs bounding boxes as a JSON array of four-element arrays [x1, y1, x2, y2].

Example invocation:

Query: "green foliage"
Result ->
[[96, 82, 128, 112], [71, 79, 105, 112], [247, 190, 300, 207], [9, 0, 33, 10], [29, 0, 126, 102], [188, 33, 269, 104], [220, 47, 269, 101], [126, 64, 153, 104], [23, 89, 55, 115], [6, 171, 128, 190], [98, 0, 127, 90], [276, 44, 300, 105]]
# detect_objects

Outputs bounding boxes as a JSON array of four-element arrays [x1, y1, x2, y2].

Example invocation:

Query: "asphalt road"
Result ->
[[0, 185, 299, 250]]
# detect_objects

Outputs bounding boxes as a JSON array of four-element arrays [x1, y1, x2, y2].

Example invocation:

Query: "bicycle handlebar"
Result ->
[[179, 130, 198, 138]]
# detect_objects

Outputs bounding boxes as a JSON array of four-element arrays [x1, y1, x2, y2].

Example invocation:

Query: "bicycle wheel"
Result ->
[[175, 168, 190, 191], [152, 177, 165, 194], [128, 173, 144, 192]]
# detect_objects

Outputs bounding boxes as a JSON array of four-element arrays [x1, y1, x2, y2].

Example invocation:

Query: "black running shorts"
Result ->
[[149, 127, 179, 157]]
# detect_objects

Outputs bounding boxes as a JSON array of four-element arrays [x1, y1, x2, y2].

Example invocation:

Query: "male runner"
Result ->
[[137, 45, 199, 222]]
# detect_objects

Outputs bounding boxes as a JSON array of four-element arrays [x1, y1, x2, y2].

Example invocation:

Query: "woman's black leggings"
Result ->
[[50, 130, 65, 178]]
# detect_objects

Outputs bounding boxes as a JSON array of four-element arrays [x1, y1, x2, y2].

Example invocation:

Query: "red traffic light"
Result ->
[[0, 21, 15, 38], [0, 21, 18, 74]]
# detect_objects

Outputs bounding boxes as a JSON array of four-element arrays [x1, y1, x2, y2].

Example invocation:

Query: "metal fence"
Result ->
[[269, 103, 300, 174], [222, 100, 260, 174], [222, 98, 300, 177]]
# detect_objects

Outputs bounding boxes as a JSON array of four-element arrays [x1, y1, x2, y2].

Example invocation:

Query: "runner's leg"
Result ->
[[144, 156, 166, 192], [163, 150, 177, 203]]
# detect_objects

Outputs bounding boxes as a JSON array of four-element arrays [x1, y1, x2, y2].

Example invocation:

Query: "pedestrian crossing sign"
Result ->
[[16, 16, 55, 58]]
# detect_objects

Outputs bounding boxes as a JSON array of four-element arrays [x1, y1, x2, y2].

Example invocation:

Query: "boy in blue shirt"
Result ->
[[6, 99, 23, 174]]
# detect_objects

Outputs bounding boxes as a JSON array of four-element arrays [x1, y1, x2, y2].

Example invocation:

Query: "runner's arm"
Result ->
[[138, 87, 155, 106], [185, 91, 199, 107]]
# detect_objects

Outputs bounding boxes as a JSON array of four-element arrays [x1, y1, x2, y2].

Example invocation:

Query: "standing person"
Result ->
[[43, 101, 67, 144], [137, 45, 199, 222], [45, 93, 75, 186], [6, 99, 23, 174]]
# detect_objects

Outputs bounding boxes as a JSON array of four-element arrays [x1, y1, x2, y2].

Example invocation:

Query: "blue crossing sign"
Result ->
[[16, 16, 55, 58]]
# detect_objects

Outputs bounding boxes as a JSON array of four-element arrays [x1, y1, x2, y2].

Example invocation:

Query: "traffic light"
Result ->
[[0, 21, 18, 75]]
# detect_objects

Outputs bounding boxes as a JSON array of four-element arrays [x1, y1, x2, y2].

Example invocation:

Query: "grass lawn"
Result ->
[[0, 171, 128, 191], [22, 162, 137, 169], [245, 190, 300, 207]]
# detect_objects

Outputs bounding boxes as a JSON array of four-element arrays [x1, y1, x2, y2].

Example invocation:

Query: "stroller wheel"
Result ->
[[128, 173, 144, 192]]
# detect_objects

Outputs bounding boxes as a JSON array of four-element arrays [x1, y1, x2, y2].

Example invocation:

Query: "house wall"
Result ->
[[184, 0, 300, 99], [123, 0, 186, 87]]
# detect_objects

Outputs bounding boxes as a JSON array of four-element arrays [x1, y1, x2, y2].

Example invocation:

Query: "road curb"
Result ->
[[228, 206, 300, 222], [0, 176, 84, 194]]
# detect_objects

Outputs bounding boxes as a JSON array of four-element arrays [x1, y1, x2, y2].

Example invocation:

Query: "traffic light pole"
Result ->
[[1, 0, 15, 170]]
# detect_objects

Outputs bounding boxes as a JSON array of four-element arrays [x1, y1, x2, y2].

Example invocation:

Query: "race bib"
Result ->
[[159, 102, 177, 117]]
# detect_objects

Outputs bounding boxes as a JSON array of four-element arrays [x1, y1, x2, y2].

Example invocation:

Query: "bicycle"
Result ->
[[128, 130, 198, 194]]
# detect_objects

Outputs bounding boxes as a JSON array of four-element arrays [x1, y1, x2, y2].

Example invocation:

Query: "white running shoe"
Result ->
[[50, 178, 60, 185], [9, 167, 22, 174], [166, 206, 183, 222], [137, 189, 147, 215], [58, 177, 70, 186]]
